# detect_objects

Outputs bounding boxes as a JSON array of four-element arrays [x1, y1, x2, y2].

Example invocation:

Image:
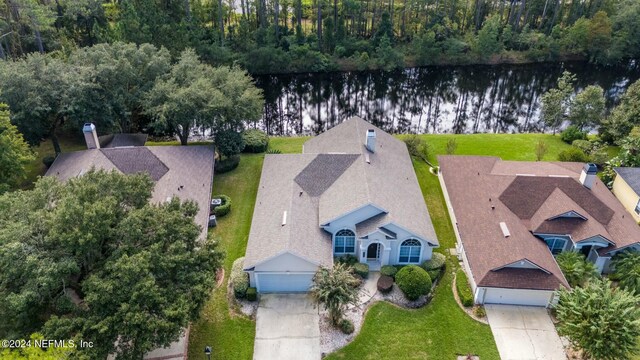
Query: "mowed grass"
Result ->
[[187, 154, 264, 360]]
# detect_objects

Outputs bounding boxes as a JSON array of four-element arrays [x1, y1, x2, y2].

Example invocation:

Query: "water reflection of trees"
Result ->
[[254, 62, 640, 136]]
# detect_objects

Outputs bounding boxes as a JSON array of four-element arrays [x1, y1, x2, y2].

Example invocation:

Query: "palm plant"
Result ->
[[310, 263, 360, 325], [555, 251, 598, 288], [611, 250, 640, 295]]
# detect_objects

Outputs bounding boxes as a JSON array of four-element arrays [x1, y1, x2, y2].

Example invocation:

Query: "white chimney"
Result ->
[[579, 163, 597, 189], [82, 123, 100, 150], [365, 129, 376, 153]]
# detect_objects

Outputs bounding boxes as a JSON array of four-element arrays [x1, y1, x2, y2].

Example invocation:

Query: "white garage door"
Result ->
[[483, 288, 553, 307], [256, 273, 315, 293]]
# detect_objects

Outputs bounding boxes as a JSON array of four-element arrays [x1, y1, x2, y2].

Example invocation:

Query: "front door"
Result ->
[[367, 243, 380, 260]]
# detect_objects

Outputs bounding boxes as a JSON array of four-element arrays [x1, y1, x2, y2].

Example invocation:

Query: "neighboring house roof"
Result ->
[[244, 117, 438, 270], [46, 145, 215, 240], [99, 133, 148, 148], [615, 167, 640, 195], [440, 156, 640, 291]]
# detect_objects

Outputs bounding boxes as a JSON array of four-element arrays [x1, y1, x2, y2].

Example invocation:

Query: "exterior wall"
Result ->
[[613, 176, 640, 223]]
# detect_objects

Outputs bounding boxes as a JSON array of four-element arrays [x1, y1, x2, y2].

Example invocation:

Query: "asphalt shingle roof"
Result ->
[[615, 167, 640, 195], [244, 117, 438, 269]]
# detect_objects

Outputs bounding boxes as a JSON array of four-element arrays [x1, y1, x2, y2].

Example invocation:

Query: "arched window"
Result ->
[[544, 237, 567, 255], [335, 229, 356, 254], [399, 239, 421, 263]]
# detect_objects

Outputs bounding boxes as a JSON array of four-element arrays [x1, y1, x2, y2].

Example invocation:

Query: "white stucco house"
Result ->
[[243, 117, 439, 293]]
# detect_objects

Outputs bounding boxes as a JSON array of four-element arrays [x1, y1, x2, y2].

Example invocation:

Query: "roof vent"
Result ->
[[282, 211, 287, 226], [365, 129, 376, 153], [365, 152, 371, 164], [499, 222, 511, 238]]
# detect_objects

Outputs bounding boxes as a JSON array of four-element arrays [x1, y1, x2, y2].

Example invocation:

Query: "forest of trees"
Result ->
[[1, 0, 639, 73]]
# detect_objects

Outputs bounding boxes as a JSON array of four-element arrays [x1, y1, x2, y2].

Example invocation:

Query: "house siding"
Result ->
[[612, 175, 640, 223]]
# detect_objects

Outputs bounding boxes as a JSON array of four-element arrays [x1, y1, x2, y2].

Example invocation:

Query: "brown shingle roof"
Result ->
[[479, 268, 564, 290], [440, 155, 640, 291]]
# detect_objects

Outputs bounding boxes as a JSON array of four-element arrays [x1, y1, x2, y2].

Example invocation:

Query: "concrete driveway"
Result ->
[[253, 294, 320, 360], [485, 305, 566, 360]]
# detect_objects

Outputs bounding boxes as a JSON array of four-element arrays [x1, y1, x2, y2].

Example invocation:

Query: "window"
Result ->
[[544, 237, 567, 255], [635, 200, 640, 215], [335, 229, 355, 254], [399, 239, 421, 263]]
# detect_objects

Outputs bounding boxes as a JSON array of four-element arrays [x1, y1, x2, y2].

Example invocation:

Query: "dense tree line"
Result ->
[[1, 0, 639, 73], [0, 42, 264, 150]]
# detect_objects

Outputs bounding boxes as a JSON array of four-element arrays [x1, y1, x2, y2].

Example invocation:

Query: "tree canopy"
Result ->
[[555, 279, 640, 360], [0, 170, 223, 359], [0, 103, 34, 193]]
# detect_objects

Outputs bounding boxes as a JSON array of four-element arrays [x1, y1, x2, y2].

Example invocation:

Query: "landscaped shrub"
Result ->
[[214, 154, 240, 173], [242, 129, 269, 153], [231, 257, 249, 299], [560, 125, 588, 143], [422, 252, 446, 270], [377, 275, 394, 293], [380, 265, 398, 278], [395, 265, 432, 301], [557, 148, 591, 163], [336, 254, 358, 266], [473, 305, 486, 318], [556, 251, 598, 288], [212, 194, 231, 217], [352, 263, 369, 279], [339, 318, 354, 334], [572, 139, 592, 153], [427, 268, 442, 282], [456, 269, 474, 307], [246, 287, 257, 301], [42, 156, 56, 168]]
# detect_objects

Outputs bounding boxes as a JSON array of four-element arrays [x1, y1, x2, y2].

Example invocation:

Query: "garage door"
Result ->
[[483, 288, 553, 307], [256, 273, 315, 293]]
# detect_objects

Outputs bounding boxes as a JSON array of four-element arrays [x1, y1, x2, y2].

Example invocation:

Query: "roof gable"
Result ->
[[499, 176, 614, 224]]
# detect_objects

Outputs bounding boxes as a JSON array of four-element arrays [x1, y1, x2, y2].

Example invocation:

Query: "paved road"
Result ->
[[485, 304, 566, 360], [253, 294, 320, 360]]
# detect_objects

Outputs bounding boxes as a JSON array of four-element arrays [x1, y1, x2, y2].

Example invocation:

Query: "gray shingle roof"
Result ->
[[46, 145, 215, 240], [101, 147, 169, 181], [615, 167, 640, 195], [294, 154, 359, 196], [99, 133, 148, 148], [244, 117, 439, 269]]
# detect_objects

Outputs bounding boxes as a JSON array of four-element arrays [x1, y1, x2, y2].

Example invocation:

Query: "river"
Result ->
[[253, 61, 640, 136]]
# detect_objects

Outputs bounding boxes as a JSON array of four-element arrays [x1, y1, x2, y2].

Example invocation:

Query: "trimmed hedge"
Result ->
[[456, 269, 474, 307], [422, 252, 446, 270], [246, 287, 257, 301], [377, 275, 394, 293], [395, 265, 432, 301], [242, 129, 269, 153], [231, 257, 249, 299], [380, 265, 398, 278], [353, 263, 369, 278], [212, 194, 231, 217], [215, 154, 240, 173], [339, 319, 354, 334]]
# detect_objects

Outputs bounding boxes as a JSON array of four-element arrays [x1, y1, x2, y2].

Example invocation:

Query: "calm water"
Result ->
[[253, 61, 640, 135]]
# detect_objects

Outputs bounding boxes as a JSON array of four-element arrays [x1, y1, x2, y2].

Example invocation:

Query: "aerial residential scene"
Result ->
[[1, 1, 640, 359]]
